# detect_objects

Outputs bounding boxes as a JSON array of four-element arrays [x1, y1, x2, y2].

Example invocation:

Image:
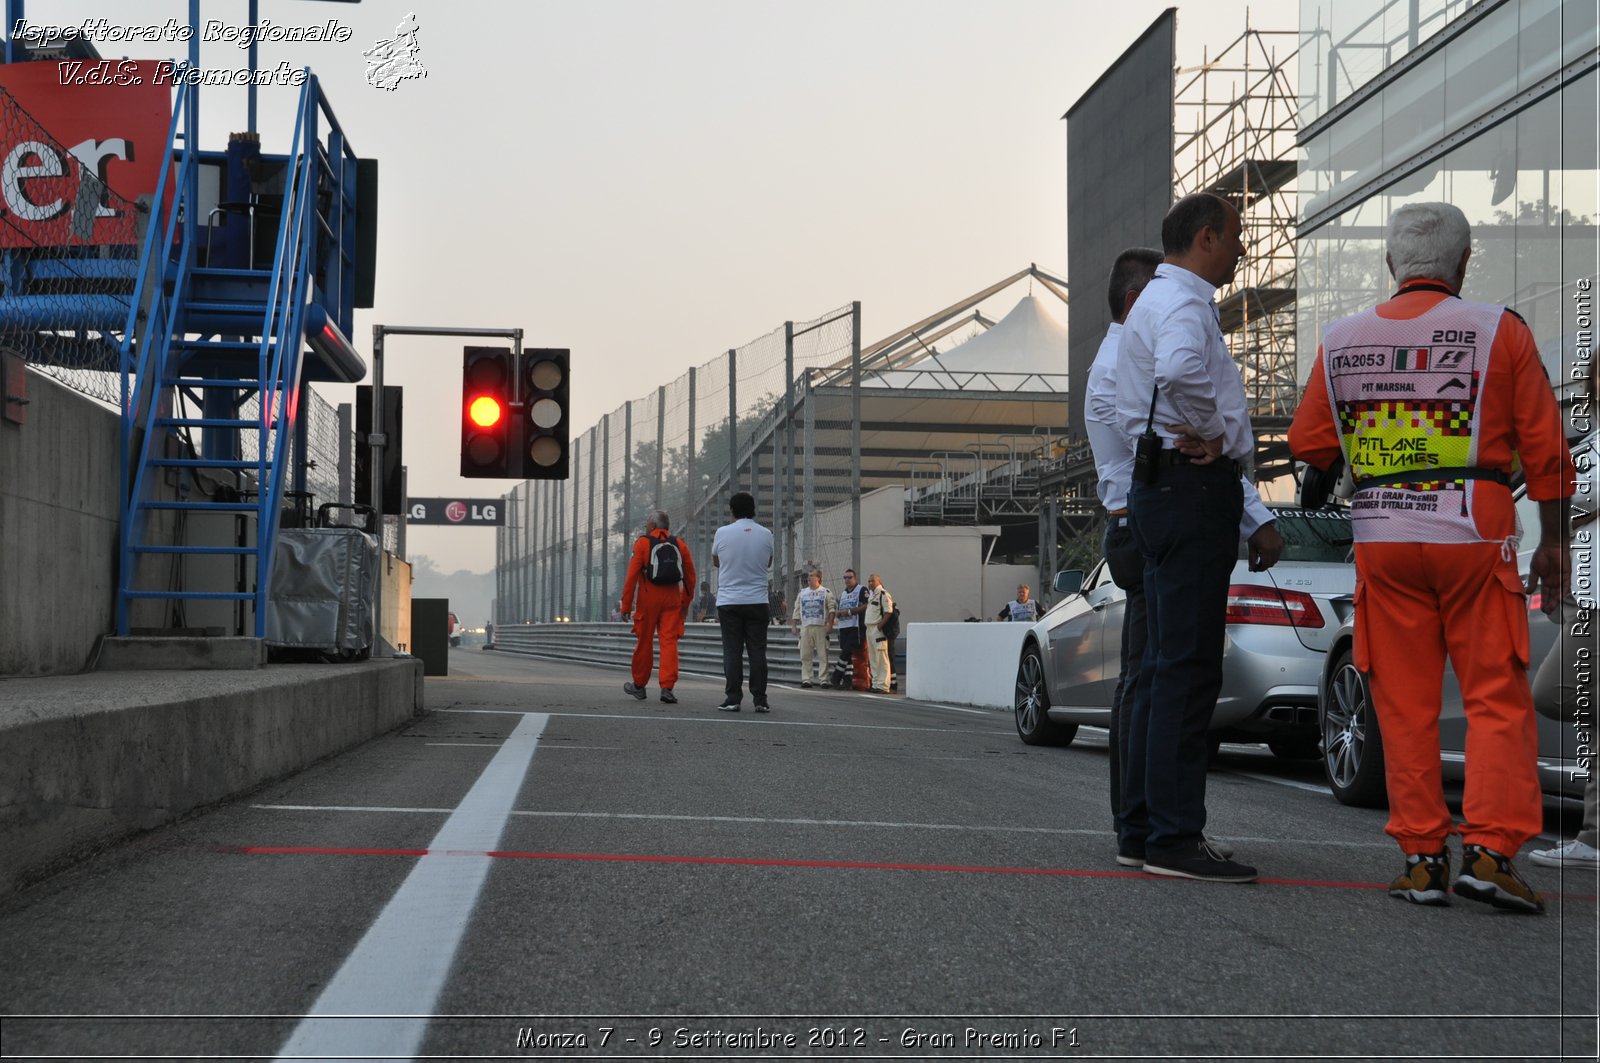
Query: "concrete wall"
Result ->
[[805, 487, 1043, 623], [0, 368, 121, 676], [906, 622, 1029, 708], [0, 657, 424, 897]]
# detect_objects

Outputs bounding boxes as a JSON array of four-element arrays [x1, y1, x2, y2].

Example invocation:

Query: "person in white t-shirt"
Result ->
[[790, 569, 836, 687], [997, 585, 1040, 623], [712, 491, 775, 712]]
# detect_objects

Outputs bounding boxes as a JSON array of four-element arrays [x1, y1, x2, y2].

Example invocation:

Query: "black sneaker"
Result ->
[[1115, 847, 1145, 869], [1455, 844, 1545, 913], [753, 700, 770, 713], [800, 681, 814, 689], [1388, 850, 1450, 906], [623, 681, 647, 701], [659, 689, 677, 704], [1142, 838, 1257, 883], [717, 701, 741, 712]]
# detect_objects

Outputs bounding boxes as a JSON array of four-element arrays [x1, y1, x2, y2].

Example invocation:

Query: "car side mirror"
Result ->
[[1053, 569, 1084, 596]]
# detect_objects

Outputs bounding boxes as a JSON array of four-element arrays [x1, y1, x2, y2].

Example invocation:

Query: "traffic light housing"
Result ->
[[519, 348, 569, 480], [460, 346, 514, 478]]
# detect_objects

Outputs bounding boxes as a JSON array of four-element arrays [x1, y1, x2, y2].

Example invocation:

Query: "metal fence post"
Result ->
[[586, 429, 597, 620], [686, 365, 697, 581], [803, 371, 816, 567], [655, 384, 666, 509], [336, 402, 352, 504], [783, 322, 795, 585], [851, 300, 862, 577], [727, 348, 738, 493], [601, 412, 611, 615]]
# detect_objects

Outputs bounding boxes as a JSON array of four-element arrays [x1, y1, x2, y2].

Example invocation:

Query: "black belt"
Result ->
[[1355, 466, 1510, 490], [1162, 450, 1242, 478]]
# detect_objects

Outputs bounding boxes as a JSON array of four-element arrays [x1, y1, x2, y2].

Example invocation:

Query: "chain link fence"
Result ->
[[496, 304, 857, 624]]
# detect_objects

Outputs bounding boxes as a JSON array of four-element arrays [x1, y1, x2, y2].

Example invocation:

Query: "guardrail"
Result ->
[[491, 622, 904, 688]]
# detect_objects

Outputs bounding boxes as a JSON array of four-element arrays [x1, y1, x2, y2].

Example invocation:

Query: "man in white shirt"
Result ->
[[1086, 245, 1278, 871], [862, 573, 894, 694], [1110, 193, 1282, 884], [712, 491, 775, 712], [997, 585, 1040, 622], [832, 568, 871, 690], [790, 569, 836, 687]]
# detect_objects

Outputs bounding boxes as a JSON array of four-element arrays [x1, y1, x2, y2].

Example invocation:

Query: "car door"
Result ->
[[1048, 560, 1119, 713]]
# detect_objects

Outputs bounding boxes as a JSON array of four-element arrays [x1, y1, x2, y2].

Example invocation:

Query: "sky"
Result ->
[[39, 0, 1293, 575]]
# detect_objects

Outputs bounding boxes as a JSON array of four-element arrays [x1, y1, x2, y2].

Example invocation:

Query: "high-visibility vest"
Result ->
[[1320, 295, 1507, 543]]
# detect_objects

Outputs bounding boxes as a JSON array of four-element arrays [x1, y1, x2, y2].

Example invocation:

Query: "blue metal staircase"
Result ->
[[116, 74, 363, 637]]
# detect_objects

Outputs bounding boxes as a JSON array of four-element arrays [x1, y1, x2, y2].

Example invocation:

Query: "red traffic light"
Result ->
[[468, 395, 503, 428], [461, 347, 515, 478]]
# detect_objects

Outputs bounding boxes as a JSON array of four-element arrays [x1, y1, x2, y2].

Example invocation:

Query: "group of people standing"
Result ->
[[615, 190, 1586, 911], [1083, 191, 1579, 911], [618, 491, 898, 711]]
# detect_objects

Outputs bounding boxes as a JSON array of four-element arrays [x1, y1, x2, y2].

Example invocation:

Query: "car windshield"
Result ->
[[1244, 508, 1353, 564]]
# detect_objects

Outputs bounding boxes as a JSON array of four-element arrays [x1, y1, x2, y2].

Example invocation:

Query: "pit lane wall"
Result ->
[[906, 622, 1030, 708], [0, 657, 424, 898]]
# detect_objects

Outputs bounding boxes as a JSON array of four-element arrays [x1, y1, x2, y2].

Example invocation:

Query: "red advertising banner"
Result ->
[[0, 60, 171, 248]]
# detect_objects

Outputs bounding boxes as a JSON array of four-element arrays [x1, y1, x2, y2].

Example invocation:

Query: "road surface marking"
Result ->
[[274, 712, 547, 1061], [248, 803, 1396, 849], [235, 846, 1596, 901], [437, 707, 1010, 736], [1220, 769, 1334, 795]]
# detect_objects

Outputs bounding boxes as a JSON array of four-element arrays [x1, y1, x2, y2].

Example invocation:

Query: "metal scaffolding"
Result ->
[[1173, 17, 1303, 429]]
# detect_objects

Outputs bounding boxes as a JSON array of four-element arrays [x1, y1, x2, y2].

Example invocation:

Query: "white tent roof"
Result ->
[[867, 294, 1068, 390]]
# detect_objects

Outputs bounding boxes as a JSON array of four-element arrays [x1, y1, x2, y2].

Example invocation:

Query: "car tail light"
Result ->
[[1225, 584, 1325, 628]]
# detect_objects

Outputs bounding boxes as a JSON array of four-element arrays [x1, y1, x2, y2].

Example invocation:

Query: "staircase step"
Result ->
[[123, 590, 256, 601], [148, 458, 268, 470], [142, 501, 260, 512], [187, 300, 270, 314], [156, 417, 257, 428], [165, 378, 265, 390], [192, 267, 272, 280], [170, 339, 262, 350], [133, 545, 258, 555]]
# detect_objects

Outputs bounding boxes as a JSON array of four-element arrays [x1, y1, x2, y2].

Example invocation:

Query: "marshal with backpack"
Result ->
[[646, 532, 686, 585]]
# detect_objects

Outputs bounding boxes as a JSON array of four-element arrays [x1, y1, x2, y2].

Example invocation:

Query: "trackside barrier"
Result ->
[[492, 622, 907, 689], [905, 622, 1029, 709]]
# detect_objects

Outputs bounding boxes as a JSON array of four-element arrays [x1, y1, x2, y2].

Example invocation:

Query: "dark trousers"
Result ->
[[1102, 514, 1146, 850], [835, 626, 870, 689], [1125, 461, 1242, 857], [717, 603, 770, 703]]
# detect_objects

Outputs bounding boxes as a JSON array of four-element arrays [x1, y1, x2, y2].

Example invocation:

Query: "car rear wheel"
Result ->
[[1014, 645, 1076, 746], [1320, 647, 1387, 807]]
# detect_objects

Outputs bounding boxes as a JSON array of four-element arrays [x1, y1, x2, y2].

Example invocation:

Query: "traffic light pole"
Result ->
[[369, 324, 524, 658]]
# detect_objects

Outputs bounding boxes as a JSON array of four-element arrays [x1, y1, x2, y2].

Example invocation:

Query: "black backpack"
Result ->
[[880, 598, 901, 641], [646, 534, 684, 586]]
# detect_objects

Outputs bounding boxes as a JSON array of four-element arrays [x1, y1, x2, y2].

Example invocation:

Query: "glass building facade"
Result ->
[[1298, 0, 1598, 402]]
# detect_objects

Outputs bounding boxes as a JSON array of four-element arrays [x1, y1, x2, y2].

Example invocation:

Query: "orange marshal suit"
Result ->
[[620, 529, 696, 691], [1289, 282, 1574, 855]]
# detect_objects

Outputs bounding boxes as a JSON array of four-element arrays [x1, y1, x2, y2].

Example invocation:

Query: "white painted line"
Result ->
[[276, 713, 547, 1061], [426, 742, 618, 751], [436, 707, 1011, 736], [1221, 768, 1334, 796], [247, 803, 1397, 850]]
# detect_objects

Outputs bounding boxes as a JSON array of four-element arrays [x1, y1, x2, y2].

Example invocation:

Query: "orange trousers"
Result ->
[[1354, 541, 1542, 856], [631, 602, 685, 690]]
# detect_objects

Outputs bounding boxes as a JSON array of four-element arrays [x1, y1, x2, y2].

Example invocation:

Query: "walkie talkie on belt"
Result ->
[[1133, 385, 1161, 484]]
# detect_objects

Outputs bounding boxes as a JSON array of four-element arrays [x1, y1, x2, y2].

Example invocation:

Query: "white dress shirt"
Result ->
[[1114, 263, 1256, 462], [1094, 315, 1274, 538], [1085, 322, 1133, 512]]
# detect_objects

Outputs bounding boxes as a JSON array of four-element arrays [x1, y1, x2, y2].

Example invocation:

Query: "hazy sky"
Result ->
[[43, 0, 1288, 573]]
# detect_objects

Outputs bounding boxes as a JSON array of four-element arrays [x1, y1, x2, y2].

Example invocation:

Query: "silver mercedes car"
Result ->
[[1013, 505, 1356, 757]]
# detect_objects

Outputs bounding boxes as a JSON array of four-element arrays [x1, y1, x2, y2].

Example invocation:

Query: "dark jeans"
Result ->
[[1125, 461, 1242, 857], [1102, 514, 1146, 850], [718, 603, 770, 703]]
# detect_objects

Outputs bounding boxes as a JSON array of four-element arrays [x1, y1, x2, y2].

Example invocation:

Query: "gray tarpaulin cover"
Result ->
[[265, 527, 378, 652]]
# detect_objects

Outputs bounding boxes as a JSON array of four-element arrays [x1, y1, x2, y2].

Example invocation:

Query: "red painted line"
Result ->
[[232, 846, 1596, 900]]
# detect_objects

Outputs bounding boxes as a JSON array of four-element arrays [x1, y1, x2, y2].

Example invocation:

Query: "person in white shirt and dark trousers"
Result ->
[[1087, 245, 1278, 873], [1112, 194, 1283, 883], [997, 585, 1040, 623], [712, 491, 775, 712]]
